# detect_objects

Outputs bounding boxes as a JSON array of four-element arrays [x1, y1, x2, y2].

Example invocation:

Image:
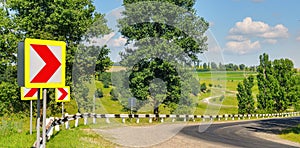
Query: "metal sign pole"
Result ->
[[36, 89, 41, 148], [30, 100, 32, 135], [93, 94, 95, 113], [131, 98, 133, 115], [62, 102, 64, 118], [42, 88, 47, 147]]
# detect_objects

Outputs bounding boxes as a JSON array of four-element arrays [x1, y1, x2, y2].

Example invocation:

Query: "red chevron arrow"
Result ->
[[30, 44, 61, 83], [58, 88, 68, 100], [24, 88, 38, 97]]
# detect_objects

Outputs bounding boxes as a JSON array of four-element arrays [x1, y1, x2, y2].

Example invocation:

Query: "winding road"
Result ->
[[173, 117, 300, 148], [95, 117, 300, 148]]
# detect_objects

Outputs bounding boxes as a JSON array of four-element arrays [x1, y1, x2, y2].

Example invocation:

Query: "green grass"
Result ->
[[47, 125, 115, 147], [95, 81, 125, 114], [0, 117, 35, 147], [280, 124, 300, 143], [0, 115, 116, 147]]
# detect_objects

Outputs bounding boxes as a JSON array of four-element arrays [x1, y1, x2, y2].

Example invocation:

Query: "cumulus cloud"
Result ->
[[226, 35, 248, 41], [226, 40, 261, 55], [263, 39, 277, 44], [229, 17, 288, 38], [108, 36, 127, 47], [87, 32, 127, 48], [225, 17, 289, 54]]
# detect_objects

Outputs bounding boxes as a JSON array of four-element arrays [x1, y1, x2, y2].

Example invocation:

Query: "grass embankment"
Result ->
[[280, 124, 300, 144]]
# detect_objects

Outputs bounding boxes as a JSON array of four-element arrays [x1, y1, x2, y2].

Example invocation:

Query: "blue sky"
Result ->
[[94, 0, 300, 67]]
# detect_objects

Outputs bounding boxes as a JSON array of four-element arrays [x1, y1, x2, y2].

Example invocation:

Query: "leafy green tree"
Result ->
[[272, 58, 297, 112], [236, 75, 255, 114], [118, 0, 208, 114], [257, 53, 275, 113], [203, 63, 208, 70], [210, 62, 218, 70], [257, 53, 298, 113], [0, 2, 26, 116], [239, 64, 245, 71], [6, 0, 110, 114], [200, 83, 207, 93]]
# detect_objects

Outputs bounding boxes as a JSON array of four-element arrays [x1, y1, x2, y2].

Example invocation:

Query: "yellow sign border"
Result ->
[[55, 86, 70, 102], [24, 38, 66, 88], [20, 87, 42, 100]]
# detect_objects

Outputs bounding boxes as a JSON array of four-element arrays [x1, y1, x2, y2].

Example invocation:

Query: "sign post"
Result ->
[[20, 38, 66, 148], [30, 100, 32, 135], [36, 89, 41, 148], [20, 87, 42, 135], [42, 88, 47, 147]]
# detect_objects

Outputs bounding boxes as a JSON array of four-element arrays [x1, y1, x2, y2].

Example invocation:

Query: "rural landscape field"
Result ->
[[1, 0, 300, 147]]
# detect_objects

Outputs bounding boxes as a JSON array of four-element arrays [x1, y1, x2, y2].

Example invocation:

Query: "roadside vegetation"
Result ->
[[280, 124, 300, 143]]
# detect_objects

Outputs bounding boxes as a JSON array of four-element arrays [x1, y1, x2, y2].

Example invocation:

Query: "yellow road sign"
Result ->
[[55, 86, 70, 102], [21, 87, 42, 100], [24, 38, 66, 88]]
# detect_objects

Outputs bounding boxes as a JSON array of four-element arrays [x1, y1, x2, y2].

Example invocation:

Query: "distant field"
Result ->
[[107, 66, 126, 72], [198, 71, 257, 81]]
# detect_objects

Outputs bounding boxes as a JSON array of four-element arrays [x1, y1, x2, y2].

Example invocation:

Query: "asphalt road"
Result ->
[[180, 117, 300, 148]]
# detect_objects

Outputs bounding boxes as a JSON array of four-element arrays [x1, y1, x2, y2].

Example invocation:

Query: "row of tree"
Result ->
[[196, 62, 257, 71], [237, 53, 300, 114]]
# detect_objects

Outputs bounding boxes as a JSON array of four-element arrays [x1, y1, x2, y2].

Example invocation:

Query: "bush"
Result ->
[[98, 72, 111, 88], [219, 95, 225, 102], [96, 89, 103, 98], [110, 89, 118, 101], [200, 83, 207, 92]]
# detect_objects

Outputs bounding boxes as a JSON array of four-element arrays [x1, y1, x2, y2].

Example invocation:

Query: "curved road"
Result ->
[[178, 117, 300, 148]]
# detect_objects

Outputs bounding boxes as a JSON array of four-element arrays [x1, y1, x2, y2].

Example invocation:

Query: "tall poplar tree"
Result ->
[[237, 75, 255, 114]]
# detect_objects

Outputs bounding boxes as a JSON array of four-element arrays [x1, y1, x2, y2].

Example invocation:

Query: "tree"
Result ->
[[210, 62, 218, 70], [256, 53, 275, 113], [236, 75, 255, 114], [7, 0, 111, 114], [0, 2, 27, 116], [200, 83, 207, 93], [256, 53, 298, 113], [239, 64, 245, 71], [118, 0, 209, 114], [272, 58, 297, 112], [219, 62, 225, 70], [203, 63, 208, 70], [95, 45, 113, 74]]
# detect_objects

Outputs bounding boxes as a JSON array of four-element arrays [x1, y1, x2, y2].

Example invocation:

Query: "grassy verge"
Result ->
[[0, 116, 116, 147], [280, 124, 300, 143], [47, 125, 115, 147]]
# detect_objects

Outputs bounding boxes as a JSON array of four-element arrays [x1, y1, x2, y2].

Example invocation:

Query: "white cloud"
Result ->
[[263, 39, 277, 44], [108, 36, 127, 47], [229, 17, 288, 39], [226, 40, 261, 55], [225, 17, 289, 54], [296, 36, 300, 41], [259, 24, 288, 38], [226, 35, 248, 41]]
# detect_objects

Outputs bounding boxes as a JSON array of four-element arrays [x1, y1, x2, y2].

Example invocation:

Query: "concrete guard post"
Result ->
[[65, 113, 70, 129]]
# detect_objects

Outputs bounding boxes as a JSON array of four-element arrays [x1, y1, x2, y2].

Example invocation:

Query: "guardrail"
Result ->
[[32, 111, 300, 147]]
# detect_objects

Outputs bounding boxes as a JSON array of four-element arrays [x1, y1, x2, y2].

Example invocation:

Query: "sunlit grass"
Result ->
[[280, 124, 300, 143]]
